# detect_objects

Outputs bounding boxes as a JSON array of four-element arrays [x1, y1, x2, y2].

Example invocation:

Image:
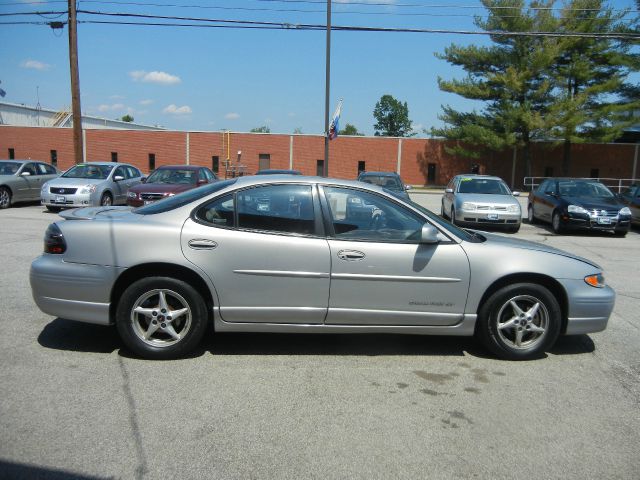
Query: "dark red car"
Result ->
[[127, 165, 218, 207]]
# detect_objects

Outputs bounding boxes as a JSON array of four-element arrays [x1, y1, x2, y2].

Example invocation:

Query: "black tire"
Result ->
[[0, 186, 11, 209], [527, 205, 537, 224], [441, 201, 446, 218], [46, 205, 61, 213], [116, 277, 209, 359], [614, 229, 628, 237], [100, 192, 113, 206], [476, 283, 561, 360], [552, 211, 564, 234], [450, 206, 457, 226]]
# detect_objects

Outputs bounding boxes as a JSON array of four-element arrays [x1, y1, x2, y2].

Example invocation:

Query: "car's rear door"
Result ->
[[181, 183, 331, 324], [320, 185, 470, 326]]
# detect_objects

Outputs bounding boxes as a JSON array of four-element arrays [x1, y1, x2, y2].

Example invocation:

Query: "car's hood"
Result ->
[[561, 196, 623, 210], [472, 231, 601, 269], [128, 183, 195, 195], [49, 177, 108, 187], [456, 193, 519, 205], [59, 206, 134, 220]]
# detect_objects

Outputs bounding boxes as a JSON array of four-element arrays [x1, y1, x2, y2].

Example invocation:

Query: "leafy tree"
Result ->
[[339, 123, 364, 136], [432, 0, 559, 177], [548, 0, 640, 174], [250, 126, 271, 133], [121, 114, 134, 122], [373, 95, 414, 137]]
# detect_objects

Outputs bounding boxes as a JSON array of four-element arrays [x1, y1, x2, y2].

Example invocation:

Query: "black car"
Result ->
[[527, 178, 632, 236], [618, 183, 640, 226], [357, 171, 411, 201]]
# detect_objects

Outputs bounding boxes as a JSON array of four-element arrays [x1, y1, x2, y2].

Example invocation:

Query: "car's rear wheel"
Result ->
[[0, 187, 11, 209], [100, 192, 113, 206], [476, 283, 561, 360], [527, 205, 537, 224], [552, 211, 564, 234], [116, 277, 208, 359]]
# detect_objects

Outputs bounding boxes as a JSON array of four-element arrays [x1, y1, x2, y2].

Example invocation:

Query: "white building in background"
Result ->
[[0, 101, 164, 131]]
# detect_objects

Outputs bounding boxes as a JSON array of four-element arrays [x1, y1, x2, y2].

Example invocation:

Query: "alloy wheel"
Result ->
[[130, 289, 192, 347], [495, 294, 549, 350]]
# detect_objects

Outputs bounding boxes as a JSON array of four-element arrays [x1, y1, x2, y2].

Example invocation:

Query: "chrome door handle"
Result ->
[[188, 239, 218, 250], [337, 250, 365, 261]]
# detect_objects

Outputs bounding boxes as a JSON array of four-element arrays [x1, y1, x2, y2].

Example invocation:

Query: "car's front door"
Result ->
[[321, 186, 470, 326], [181, 183, 331, 324]]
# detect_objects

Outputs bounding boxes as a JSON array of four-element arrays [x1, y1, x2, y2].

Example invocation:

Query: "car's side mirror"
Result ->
[[20, 171, 31, 176], [420, 224, 440, 244], [445, 188, 454, 194], [114, 175, 124, 182], [545, 190, 555, 196], [512, 191, 520, 196], [197, 179, 207, 186], [405, 185, 412, 191], [141, 177, 147, 183]]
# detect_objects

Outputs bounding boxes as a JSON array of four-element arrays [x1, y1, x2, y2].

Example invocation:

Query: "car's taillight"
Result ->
[[44, 223, 66, 254]]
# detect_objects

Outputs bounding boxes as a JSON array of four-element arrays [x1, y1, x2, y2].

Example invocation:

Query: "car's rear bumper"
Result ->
[[30, 255, 123, 325]]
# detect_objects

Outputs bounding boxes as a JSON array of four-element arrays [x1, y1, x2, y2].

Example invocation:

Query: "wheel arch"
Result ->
[[0, 184, 13, 196], [109, 262, 214, 324], [476, 273, 569, 334]]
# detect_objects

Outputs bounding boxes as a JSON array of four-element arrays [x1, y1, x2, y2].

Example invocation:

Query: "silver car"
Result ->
[[442, 174, 522, 232], [30, 176, 614, 360], [40, 162, 144, 211], [0, 160, 59, 209]]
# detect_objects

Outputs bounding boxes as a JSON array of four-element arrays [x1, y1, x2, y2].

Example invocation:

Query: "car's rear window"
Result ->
[[135, 179, 237, 214], [360, 175, 402, 191]]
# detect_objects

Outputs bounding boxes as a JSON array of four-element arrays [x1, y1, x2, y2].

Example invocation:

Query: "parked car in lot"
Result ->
[[357, 171, 411, 201], [127, 165, 218, 207], [31, 175, 614, 361], [0, 160, 59, 209], [41, 162, 144, 211], [441, 174, 522, 232], [527, 178, 632, 236], [617, 183, 640, 226], [255, 169, 302, 175]]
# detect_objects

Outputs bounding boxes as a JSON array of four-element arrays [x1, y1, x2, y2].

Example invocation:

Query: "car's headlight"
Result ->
[[79, 184, 97, 194], [461, 202, 477, 210], [165, 192, 175, 197], [619, 207, 631, 216], [584, 273, 606, 288], [41, 182, 49, 192], [568, 205, 589, 215], [507, 204, 520, 213], [127, 191, 138, 199]]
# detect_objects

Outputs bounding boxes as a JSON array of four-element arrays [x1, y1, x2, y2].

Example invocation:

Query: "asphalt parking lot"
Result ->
[[1, 195, 639, 480]]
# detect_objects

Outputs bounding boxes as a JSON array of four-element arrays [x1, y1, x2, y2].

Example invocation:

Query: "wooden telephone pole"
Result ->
[[68, 0, 84, 164]]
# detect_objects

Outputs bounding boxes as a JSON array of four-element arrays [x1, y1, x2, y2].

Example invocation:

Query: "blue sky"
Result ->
[[1, 0, 638, 135]]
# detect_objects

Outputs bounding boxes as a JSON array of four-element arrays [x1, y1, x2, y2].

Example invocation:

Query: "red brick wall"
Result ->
[[1, 125, 637, 188]]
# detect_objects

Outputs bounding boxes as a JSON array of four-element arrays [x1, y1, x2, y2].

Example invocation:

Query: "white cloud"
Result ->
[[130, 70, 181, 85], [163, 104, 192, 115], [97, 103, 126, 112], [20, 59, 51, 71], [110, 94, 125, 100], [139, 99, 154, 106], [288, 112, 296, 118], [225, 112, 240, 120]]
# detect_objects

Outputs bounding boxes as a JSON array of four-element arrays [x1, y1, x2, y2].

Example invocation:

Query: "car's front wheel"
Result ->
[[552, 211, 564, 234], [116, 277, 209, 359], [527, 205, 537, 224], [100, 192, 113, 206], [0, 187, 11, 209], [476, 283, 561, 360], [450, 206, 457, 225]]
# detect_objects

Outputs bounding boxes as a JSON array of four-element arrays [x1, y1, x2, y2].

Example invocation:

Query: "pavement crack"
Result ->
[[118, 356, 149, 480]]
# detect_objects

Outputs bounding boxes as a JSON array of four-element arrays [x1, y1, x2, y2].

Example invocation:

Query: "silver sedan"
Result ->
[[30, 176, 614, 360], [0, 160, 59, 209], [442, 174, 522, 232], [40, 162, 144, 211]]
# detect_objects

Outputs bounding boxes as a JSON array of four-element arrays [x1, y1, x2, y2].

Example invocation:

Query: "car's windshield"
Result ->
[[360, 175, 403, 191], [62, 164, 113, 180], [458, 178, 511, 195], [146, 168, 198, 185], [0, 162, 22, 175], [558, 181, 614, 198], [408, 200, 476, 241], [135, 179, 238, 214]]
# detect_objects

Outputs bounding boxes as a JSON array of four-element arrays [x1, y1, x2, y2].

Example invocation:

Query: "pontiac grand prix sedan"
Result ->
[[30, 176, 614, 360]]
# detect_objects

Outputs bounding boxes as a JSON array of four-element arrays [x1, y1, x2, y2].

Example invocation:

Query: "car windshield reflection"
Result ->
[[62, 164, 113, 180]]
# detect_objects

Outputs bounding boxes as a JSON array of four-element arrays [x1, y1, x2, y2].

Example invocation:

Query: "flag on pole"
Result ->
[[0, 81, 5, 98], [328, 99, 343, 140]]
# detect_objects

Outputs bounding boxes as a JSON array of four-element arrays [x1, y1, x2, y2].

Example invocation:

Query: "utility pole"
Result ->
[[323, 0, 331, 177], [68, 0, 84, 164]]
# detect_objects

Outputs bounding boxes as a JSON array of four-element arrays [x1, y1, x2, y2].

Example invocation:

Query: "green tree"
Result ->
[[250, 126, 271, 133], [339, 123, 364, 136], [548, 0, 640, 174], [433, 0, 559, 177], [373, 95, 414, 137], [121, 114, 134, 122]]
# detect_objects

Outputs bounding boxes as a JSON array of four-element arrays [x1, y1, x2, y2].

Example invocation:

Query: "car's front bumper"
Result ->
[[560, 212, 631, 232], [456, 207, 522, 227], [41, 190, 100, 208], [30, 255, 124, 325], [559, 278, 615, 335]]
